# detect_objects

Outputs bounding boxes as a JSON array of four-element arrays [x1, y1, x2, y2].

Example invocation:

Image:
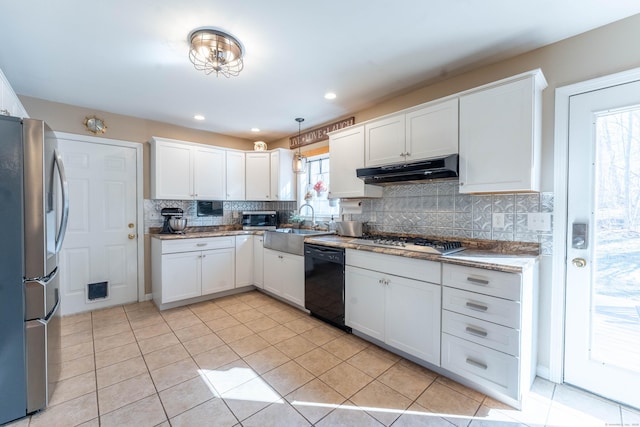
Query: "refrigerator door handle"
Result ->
[[53, 149, 69, 254]]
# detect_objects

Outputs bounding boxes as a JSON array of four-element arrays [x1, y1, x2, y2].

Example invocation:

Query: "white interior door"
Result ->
[[58, 137, 139, 315], [565, 79, 640, 408]]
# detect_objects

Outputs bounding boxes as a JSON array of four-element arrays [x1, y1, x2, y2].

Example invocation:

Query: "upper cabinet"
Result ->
[[150, 137, 225, 200], [226, 150, 246, 200], [364, 98, 459, 167], [245, 152, 271, 201], [329, 125, 382, 199], [0, 68, 29, 118], [270, 149, 295, 201], [459, 70, 547, 194]]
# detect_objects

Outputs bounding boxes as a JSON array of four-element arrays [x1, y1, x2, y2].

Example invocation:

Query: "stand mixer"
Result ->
[[160, 207, 187, 234]]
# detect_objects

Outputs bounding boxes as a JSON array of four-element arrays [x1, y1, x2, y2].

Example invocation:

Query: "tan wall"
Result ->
[[19, 96, 255, 199]]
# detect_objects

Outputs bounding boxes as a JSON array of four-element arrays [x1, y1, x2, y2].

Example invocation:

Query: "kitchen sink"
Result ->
[[264, 228, 334, 255]]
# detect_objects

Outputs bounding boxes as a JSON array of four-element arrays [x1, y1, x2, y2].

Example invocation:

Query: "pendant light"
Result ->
[[292, 117, 307, 174]]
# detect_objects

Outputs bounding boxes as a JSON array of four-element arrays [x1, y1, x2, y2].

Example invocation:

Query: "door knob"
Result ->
[[128, 233, 136, 240], [572, 258, 587, 268]]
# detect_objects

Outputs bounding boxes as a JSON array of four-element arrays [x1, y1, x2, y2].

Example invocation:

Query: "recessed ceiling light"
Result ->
[[324, 92, 337, 100], [251, 128, 260, 132], [194, 114, 205, 121]]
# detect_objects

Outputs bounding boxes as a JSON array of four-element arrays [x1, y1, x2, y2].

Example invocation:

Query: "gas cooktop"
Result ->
[[350, 234, 464, 255]]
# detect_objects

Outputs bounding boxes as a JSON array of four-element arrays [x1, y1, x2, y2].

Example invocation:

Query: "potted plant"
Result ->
[[289, 213, 303, 228]]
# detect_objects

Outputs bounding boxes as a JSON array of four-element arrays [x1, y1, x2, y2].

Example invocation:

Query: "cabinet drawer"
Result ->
[[442, 264, 521, 301], [442, 333, 519, 399], [346, 249, 440, 284], [442, 310, 519, 356], [161, 237, 235, 254], [442, 287, 520, 328]]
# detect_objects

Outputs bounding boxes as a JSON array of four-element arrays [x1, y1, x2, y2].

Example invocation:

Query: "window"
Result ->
[[297, 154, 340, 221]]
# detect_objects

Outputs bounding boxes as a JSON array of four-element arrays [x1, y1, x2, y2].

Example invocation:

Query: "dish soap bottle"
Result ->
[[328, 216, 337, 232]]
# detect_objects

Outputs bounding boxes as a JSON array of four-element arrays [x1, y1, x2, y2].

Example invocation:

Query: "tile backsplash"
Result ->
[[347, 179, 553, 254], [144, 200, 297, 232]]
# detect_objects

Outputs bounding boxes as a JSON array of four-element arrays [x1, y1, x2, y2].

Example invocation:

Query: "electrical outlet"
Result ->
[[492, 213, 505, 229], [148, 211, 161, 220], [527, 213, 552, 232], [232, 210, 240, 219]]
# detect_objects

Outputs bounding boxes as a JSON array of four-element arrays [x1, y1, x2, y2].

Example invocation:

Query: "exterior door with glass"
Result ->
[[565, 79, 640, 409]]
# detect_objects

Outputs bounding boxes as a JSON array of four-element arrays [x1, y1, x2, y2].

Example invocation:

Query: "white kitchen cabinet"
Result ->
[[270, 149, 296, 201], [364, 114, 405, 166], [0, 68, 28, 118], [253, 235, 264, 288], [235, 235, 253, 287], [245, 151, 271, 200], [194, 145, 226, 200], [151, 236, 236, 309], [440, 262, 538, 408], [458, 69, 547, 193], [226, 150, 246, 200], [345, 249, 441, 365], [201, 248, 235, 294], [405, 98, 458, 161], [364, 98, 458, 167], [150, 137, 226, 200], [263, 248, 304, 307], [328, 125, 382, 199]]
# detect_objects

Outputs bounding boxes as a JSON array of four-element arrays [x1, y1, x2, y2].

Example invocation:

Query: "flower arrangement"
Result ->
[[313, 180, 327, 195]]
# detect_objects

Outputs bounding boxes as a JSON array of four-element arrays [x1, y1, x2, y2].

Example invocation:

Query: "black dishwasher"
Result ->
[[304, 243, 350, 332]]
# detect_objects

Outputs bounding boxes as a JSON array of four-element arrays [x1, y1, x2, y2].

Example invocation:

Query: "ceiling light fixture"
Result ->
[[194, 114, 205, 120], [292, 117, 307, 174], [251, 128, 260, 132], [188, 28, 244, 77], [324, 92, 337, 100]]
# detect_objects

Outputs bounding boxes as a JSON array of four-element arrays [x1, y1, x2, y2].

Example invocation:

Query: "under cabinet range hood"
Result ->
[[356, 154, 458, 185]]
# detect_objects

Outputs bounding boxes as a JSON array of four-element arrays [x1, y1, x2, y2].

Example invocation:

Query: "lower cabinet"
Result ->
[[345, 249, 441, 366], [263, 248, 304, 307], [440, 262, 537, 407], [235, 235, 253, 287], [253, 235, 264, 288], [152, 236, 236, 308]]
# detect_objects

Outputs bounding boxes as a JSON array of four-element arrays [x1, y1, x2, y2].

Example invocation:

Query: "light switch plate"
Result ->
[[527, 213, 552, 232]]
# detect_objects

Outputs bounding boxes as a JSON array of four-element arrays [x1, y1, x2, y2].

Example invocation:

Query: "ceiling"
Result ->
[[1, 1, 639, 142]]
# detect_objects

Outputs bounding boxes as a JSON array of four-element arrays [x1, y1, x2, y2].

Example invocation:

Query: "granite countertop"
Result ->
[[305, 235, 538, 273], [150, 228, 538, 273]]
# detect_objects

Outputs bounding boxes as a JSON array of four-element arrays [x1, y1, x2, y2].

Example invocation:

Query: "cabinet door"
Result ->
[[201, 248, 235, 295], [226, 150, 246, 200], [345, 266, 385, 341], [194, 146, 226, 200], [406, 98, 458, 161], [280, 252, 304, 307], [263, 248, 283, 296], [459, 75, 539, 193], [329, 126, 382, 199], [270, 149, 295, 201], [151, 140, 193, 200], [386, 275, 441, 365], [253, 235, 264, 288], [245, 152, 271, 201], [364, 114, 406, 167], [235, 235, 253, 287], [161, 252, 200, 303]]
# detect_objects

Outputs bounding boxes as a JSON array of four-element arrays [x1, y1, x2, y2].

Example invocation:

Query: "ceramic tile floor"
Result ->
[[6, 290, 640, 427]]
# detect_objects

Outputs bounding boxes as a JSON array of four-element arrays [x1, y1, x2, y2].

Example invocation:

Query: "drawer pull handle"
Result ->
[[465, 358, 488, 370], [465, 326, 488, 337], [467, 276, 489, 285], [196, 243, 208, 247], [465, 301, 488, 312]]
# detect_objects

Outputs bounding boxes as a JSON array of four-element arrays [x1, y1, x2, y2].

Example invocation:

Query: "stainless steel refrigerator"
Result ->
[[0, 115, 69, 424]]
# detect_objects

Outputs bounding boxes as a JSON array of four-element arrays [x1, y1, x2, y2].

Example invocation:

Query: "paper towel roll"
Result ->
[[341, 199, 362, 215]]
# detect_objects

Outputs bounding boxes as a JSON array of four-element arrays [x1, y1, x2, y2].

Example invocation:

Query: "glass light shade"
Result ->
[[292, 152, 307, 174]]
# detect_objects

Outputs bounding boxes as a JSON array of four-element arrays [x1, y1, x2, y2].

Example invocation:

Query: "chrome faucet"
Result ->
[[298, 203, 315, 228]]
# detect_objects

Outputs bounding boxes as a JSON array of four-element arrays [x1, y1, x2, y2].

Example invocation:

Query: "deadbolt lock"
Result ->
[[128, 223, 135, 228]]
